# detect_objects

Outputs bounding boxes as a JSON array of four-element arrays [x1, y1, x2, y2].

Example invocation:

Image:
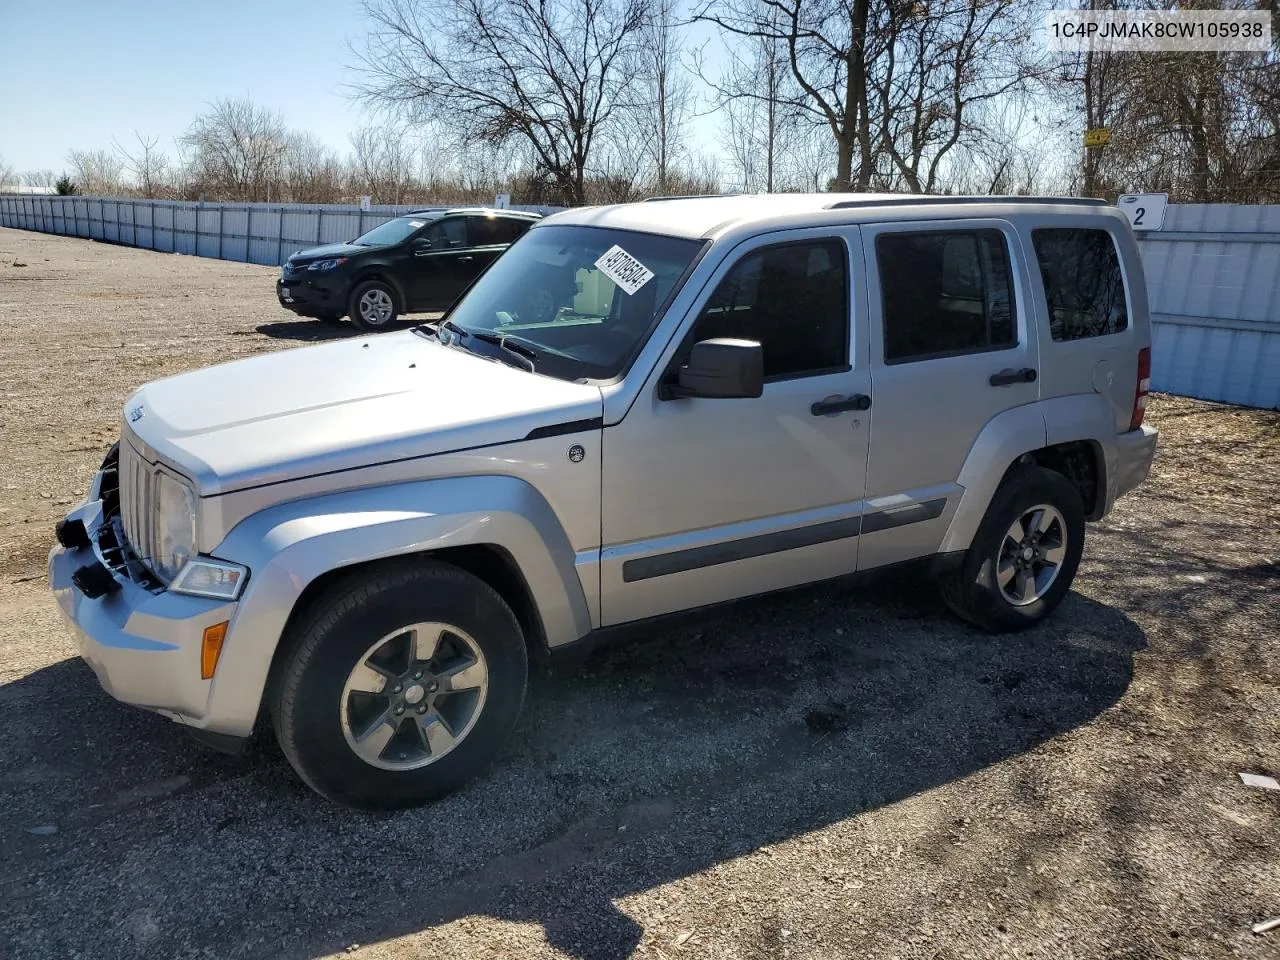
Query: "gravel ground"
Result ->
[[1, 227, 1278, 960]]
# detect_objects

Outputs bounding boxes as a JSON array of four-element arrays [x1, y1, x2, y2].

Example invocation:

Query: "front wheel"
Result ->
[[940, 466, 1086, 633], [270, 560, 528, 809], [348, 279, 400, 332]]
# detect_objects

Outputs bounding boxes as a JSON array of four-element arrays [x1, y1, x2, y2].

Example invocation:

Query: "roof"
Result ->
[[536, 193, 1113, 240]]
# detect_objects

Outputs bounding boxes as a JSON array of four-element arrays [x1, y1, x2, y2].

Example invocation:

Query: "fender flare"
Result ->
[[198, 475, 592, 737], [937, 403, 1047, 555], [1038, 393, 1119, 517]]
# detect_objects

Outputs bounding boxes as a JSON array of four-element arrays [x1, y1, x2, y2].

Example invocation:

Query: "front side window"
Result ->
[[877, 229, 1016, 364], [437, 225, 706, 382], [687, 239, 849, 379], [1032, 228, 1129, 341]]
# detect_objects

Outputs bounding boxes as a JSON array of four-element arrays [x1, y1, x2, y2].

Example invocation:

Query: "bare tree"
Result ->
[[181, 97, 289, 202], [696, 0, 1040, 192], [1050, 5, 1280, 203], [281, 132, 345, 202], [0, 155, 14, 189], [113, 132, 170, 198], [702, 12, 806, 193], [635, 0, 693, 192], [20, 169, 60, 190], [355, 0, 649, 204], [349, 122, 418, 203], [67, 148, 125, 195]]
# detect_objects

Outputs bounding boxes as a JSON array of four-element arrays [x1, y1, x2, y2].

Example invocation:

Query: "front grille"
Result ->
[[119, 439, 156, 568], [96, 442, 161, 589]]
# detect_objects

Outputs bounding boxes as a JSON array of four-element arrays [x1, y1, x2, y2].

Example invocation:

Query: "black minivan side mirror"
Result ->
[[661, 338, 764, 400], [412, 237, 432, 255]]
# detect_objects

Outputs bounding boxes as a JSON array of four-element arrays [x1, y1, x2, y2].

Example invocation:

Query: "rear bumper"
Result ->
[[1112, 424, 1159, 502]]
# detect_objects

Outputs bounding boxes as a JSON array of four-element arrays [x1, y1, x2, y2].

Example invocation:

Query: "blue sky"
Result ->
[[0, 0, 728, 176], [0, 0, 395, 171]]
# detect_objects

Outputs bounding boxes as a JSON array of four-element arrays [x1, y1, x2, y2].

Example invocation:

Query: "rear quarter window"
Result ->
[[1032, 228, 1129, 341]]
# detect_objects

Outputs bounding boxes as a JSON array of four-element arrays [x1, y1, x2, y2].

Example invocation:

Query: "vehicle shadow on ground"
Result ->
[[253, 319, 364, 342], [0, 576, 1146, 960]]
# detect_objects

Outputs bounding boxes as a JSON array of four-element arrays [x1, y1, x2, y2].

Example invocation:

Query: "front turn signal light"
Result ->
[[201, 621, 229, 679]]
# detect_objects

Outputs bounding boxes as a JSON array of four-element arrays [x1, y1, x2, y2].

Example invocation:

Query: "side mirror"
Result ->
[[412, 237, 433, 253], [661, 338, 763, 400]]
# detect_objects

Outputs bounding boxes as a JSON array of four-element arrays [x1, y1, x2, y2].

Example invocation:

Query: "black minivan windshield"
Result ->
[[430, 225, 706, 382], [352, 216, 433, 247]]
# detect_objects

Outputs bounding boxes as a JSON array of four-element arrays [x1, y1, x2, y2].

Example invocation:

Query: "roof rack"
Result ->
[[400, 206, 541, 217], [641, 194, 733, 202], [825, 195, 1109, 210]]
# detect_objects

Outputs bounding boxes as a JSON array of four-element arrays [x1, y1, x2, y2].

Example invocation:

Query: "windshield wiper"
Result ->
[[469, 330, 540, 372], [432, 320, 538, 371], [432, 318, 467, 343]]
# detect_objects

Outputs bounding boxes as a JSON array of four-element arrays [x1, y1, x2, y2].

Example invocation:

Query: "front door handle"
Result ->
[[811, 394, 871, 416], [989, 367, 1037, 387], [457, 255, 474, 263]]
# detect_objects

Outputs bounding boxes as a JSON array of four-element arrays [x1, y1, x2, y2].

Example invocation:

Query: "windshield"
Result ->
[[438, 225, 706, 381], [352, 216, 433, 247]]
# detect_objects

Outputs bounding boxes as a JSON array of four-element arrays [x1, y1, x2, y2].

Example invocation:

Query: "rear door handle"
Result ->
[[457, 256, 474, 262], [989, 367, 1037, 387], [811, 394, 871, 416]]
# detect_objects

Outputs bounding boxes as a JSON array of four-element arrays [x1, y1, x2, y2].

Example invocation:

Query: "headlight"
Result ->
[[170, 558, 248, 601], [152, 470, 197, 582], [308, 258, 347, 271]]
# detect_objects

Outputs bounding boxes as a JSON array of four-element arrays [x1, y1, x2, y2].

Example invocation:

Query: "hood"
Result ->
[[286, 242, 369, 264], [123, 330, 603, 495]]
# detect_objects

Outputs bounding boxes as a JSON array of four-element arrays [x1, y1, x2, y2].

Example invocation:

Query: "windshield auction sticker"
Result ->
[[595, 245, 655, 296]]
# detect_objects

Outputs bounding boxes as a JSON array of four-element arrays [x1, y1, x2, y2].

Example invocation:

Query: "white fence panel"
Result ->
[[1136, 203, 1280, 410]]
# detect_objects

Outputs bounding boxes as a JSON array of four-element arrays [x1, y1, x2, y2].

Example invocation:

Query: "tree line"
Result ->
[[3, 0, 1276, 206]]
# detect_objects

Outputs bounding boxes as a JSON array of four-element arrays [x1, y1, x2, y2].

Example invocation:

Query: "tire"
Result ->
[[348, 279, 400, 332], [940, 466, 1086, 633], [270, 559, 528, 810]]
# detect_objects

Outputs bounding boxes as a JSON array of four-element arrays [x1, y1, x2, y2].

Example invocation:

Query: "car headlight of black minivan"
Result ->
[[308, 258, 347, 271]]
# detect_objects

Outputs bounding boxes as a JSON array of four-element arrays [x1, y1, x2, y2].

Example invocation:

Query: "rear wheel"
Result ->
[[940, 466, 1085, 632], [348, 279, 400, 332], [271, 560, 528, 809]]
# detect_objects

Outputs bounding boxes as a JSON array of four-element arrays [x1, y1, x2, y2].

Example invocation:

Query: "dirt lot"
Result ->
[[1, 226, 1278, 960]]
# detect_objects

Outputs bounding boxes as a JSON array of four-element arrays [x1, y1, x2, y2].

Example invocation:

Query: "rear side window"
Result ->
[[468, 216, 527, 246], [423, 217, 466, 248], [1032, 229, 1129, 341], [690, 239, 849, 379], [876, 230, 1015, 364]]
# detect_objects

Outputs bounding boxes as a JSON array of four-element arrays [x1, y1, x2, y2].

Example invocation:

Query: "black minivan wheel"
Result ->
[[348, 279, 400, 331], [271, 559, 528, 810], [940, 466, 1086, 633]]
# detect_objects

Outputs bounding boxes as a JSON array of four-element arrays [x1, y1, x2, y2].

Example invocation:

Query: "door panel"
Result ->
[[859, 219, 1041, 571], [408, 217, 469, 308], [599, 229, 872, 626]]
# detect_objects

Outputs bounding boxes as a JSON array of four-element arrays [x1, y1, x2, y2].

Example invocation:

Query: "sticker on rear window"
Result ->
[[595, 245, 655, 296]]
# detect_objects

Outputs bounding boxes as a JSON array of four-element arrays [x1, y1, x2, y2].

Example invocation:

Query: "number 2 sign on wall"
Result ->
[[1117, 193, 1169, 231]]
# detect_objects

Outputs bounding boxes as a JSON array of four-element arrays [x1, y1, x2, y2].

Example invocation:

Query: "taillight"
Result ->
[[1130, 346, 1151, 430]]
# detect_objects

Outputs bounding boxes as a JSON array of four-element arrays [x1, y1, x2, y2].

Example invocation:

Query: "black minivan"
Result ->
[[276, 207, 542, 331]]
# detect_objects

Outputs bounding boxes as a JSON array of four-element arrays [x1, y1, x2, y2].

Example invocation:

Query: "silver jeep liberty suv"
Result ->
[[49, 194, 1159, 809]]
